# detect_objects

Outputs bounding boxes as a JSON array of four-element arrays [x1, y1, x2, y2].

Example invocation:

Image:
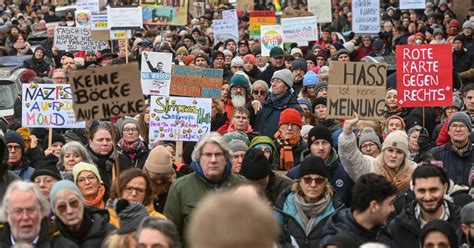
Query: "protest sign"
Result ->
[[308, 0, 331, 23], [260, 25, 283, 56], [213, 19, 239, 45], [191, 0, 205, 18], [170, 65, 222, 98], [237, 0, 253, 11], [249, 11, 276, 40], [396, 44, 452, 107], [107, 6, 143, 29], [400, 0, 425, 9], [90, 13, 107, 31], [22, 84, 85, 128], [141, 51, 173, 95], [141, 0, 188, 26], [91, 30, 110, 41], [149, 96, 211, 142], [110, 30, 132, 40], [281, 8, 313, 18], [281, 16, 318, 43], [54, 26, 108, 51], [327, 62, 387, 120], [76, 0, 100, 13], [68, 63, 146, 121], [352, 0, 380, 34], [75, 10, 91, 28]]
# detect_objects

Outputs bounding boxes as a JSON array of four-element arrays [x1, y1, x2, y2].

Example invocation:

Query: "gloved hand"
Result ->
[[417, 128, 430, 153]]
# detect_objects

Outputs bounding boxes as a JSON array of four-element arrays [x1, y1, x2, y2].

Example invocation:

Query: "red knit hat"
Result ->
[[279, 109, 302, 128], [243, 54, 256, 65], [183, 55, 196, 65]]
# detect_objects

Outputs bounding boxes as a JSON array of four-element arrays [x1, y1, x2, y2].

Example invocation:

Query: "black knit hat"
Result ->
[[31, 154, 62, 181], [420, 220, 458, 248], [43, 133, 66, 148], [240, 148, 270, 180], [298, 156, 329, 179], [307, 124, 333, 147], [312, 97, 327, 112]]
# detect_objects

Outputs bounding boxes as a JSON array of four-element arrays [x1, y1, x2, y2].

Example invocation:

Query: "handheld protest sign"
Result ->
[[54, 26, 108, 51], [308, 0, 331, 23], [170, 65, 222, 98], [249, 11, 276, 40], [140, 51, 173, 95], [327, 61, 387, 120], [351, 0, 380, 34], [396, 44, 452, 108], [141, 0, 189, 26]]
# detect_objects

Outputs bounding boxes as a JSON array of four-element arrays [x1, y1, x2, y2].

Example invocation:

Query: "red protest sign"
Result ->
[[396, 44, 452, 107]]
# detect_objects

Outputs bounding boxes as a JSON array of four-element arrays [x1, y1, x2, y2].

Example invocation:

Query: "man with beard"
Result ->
[[258, 46, 286, 86], [461, 202, 474, 247], [224, 72, 251, 120], [388, 164, 461, 247]]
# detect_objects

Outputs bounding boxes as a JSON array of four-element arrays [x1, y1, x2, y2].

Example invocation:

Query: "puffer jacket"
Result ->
[[430, 141, 474, 185]]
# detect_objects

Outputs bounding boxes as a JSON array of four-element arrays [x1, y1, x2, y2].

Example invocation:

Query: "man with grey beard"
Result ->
[[224, 72, 251, 119]]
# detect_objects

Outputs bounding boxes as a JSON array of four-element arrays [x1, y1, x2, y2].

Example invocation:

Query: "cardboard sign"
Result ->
[[396, 44, 452, 107], [170, 65, 222, 98], [237, 0, 254, 11], [260, 25, 283, 56], [22, 84, 85, 128], [75, 10, 91, 28], [308, 0, 332, 23], [352, 0, 380, 34], [281, 8, 313, 18], [54, 26, 108, 51], [76, 0, 100, 13], [281, 16, 318, 43], [90, 13, 108, 31], [149, 96, 211, 142], [107, 6, 143, 29], [249, 11, 276, 40], [141, 51, 173, 95], [213, 19, 239, 45], [68, 63, 146, 121], [141, 0, 188, 26], [191, 1, 205, 18], [400, 0, 425, 9], [91, 30, 110, 41], [327, 62, 387, 120]]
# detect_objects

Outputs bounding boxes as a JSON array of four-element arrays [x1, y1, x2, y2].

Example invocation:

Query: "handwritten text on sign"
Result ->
[[352, 0, 380, 33], [149, 96, 211, 142], [68, 63, 146, 121], [54, 26, 108, 51], [396, 44, 452, 107], [21, 84, 85, 128], [170, 65, 222, 98], [327, 62, 387, 120], [281, 16, 318, 43]]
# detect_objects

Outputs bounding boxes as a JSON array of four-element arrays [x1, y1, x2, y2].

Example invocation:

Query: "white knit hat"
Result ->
[[382, 130, 409, 158]]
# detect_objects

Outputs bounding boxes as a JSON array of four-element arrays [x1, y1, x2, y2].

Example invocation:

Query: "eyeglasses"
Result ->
[[202, 152, 224, 159], [123, 128, 138, 132], [253, 90, 267, 95], [56, 199, 80, 214], [77, 175, 98, 184], [280, 123, 299, 129], [361, 143, 377, 149], [62, 62, 75, 65], [124, 186, 146, 195], [8, 206, 38, 217], [7, 145, 22, 151], [301, 176, 327, 185], [449, 124, 467, 130]]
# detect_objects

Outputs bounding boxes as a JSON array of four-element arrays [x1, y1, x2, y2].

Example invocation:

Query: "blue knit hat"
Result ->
[[303, 71, 319, 87], [298, 98, 312, 111], [4, 131, 24, 152], [50, 180, 84, 213], [230, 73, 250, 93]]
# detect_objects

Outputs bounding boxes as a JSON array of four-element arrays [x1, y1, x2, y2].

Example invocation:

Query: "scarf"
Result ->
[[226, 122, 253, 133], [294, 192, 331, 235], [274, 131, 301, 171], [84, 185, 106, 209], [118, 138, 144, 161], [57, 210, 93, 243], [381, 163, 412, 193], [450, 141, 471, 157]]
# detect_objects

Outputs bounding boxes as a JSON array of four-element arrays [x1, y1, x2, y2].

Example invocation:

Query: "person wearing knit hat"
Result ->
[[300, 124, 314, 140], [231, 56, 244, 72], [31, 154, 61, 200], [183, 54, 196, 66], [358, 127, 382, 158], [194, 53, 209, 68], [312, 97, 328, 120], [303, 71, 319, 89], [336, 48, 350, 61], [15, 127, 31, 150], [50, 180, 115, 246], [298, 98, 312, 113], [4, 130, 35, 181], [290, 47, 303, 58], [73, 162, 106, 208], [274, 108, 305, 171], [314, 82, 328, 98], [144, 145, 174, 175], [448, 111, 472, 133], [243, 54, 256, 66], [175, 46, 189, 64], [343, 41, 355, 53], [383, 115, 406, 139], [242, 54, 259, 79], [228, 140, 248, 173], [319, 66, 329, 82], [461, 202, 474, 246], [43, 133, 66, 157], [307, 124, 333, 149], [272, 69, 294, 90], [223, 131, 250, 145], [249, 136, 277, 166], [420, 220, 458, 248], [291, 58, 307, 96]]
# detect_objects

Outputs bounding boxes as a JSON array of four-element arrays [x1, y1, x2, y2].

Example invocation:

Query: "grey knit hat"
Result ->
[[358, 128, 381, 149], [118, 117, 139, 134], [228, 140, 249, 153], [461, 202, 474, 224], [272, 69, 294, 89], [448, 112, 472, 132]]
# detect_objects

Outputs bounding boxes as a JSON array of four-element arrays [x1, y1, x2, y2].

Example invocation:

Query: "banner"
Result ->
[[149, 96, 211, 142], [260, 25, 283, 56], [141, 0, 188, 26], [54, 26, 108, 51], [90, 13, 107, 31], [352, 0, 380, 34], [396, 44, 452, 107], [141, 51, 173, 95], [68, 63, 146, 121], [327, 62, 387, 120], [76, 0, 100, 13], [170, 65, 222, 98], [75, 10, 91, 28], [249, 11, 276, 40], [400, 0, 425, 9], [308, 0, 331, 23], [107, 6, 143, 29], [190, 0, 205, 18], [22, 84, 85, 128], [281, 16, 318, 43]]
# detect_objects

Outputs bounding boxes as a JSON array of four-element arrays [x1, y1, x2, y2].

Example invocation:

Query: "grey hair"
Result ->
[[0, 181, 50, 222], [57, 141, 93, 170], [191, 132, 231, 161], [252, 80, 269, 92], [407, 125, 423, 137], [136, 217, 181, 248]]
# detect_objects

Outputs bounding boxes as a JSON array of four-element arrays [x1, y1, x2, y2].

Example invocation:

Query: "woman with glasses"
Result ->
[[73, 162, 107, 208], [117, 117, 150, 169], [108, 168, 166, 228], [250, 80, 269, 103], [274, 156, 343, 248]]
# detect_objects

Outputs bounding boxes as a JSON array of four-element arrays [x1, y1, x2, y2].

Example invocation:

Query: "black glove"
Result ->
[[417, 128, 430, 153]]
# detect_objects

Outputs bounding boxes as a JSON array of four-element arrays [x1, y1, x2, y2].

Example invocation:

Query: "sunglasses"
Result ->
[[253, 90, 267, 95], [56, 199, 80, 214], [301, 176, 327, 185]]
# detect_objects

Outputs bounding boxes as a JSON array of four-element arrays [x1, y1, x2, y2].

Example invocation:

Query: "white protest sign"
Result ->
[[75, 10, 91, 28], [400, 0, 425, 9], [54, 26, 108, 51], [76, 0, 100, 13], [149, 96, 211, 142], [213, 19, 239, 45], [141, 51, 173, 95], [22, 84, 85, 128], [107, 6, 143, 29], [260, 25, 283, 56], [352, 0, 380, 34], [222, 9, 237, 20], [90, 13, 107, 31], [308, 0, 331, 23], [281, 16, 318, 43]]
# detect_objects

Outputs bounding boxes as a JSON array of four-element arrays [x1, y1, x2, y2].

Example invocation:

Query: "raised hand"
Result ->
[[343, 113, 360, 135]]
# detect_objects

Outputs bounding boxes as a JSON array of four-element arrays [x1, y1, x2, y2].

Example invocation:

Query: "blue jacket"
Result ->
[[251, 91, 302, 137], [430, 141, 474, 185]]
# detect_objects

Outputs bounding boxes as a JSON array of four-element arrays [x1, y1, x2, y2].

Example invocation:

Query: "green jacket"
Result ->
[[164, 161, 246, 244]]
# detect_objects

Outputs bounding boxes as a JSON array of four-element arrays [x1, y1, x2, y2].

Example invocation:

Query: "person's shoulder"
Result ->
[[171, 172, 199, 189]]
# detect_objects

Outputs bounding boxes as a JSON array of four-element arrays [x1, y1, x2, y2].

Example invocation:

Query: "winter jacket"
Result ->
[[257, 64, 278, 86], [164, 161, 246, 242], [319, 208, 394, 247], [23, 57, 51, 78], [266, 172, 293, 205], [453, 48, 473, 73], [211, 112, 229, 131], [251, 91, 303, 137], [109, 203, 165, 228], [0, 169, 19, 200], [0, 219, 78, 248], [86, 146, 129, 191], [117, 142, 150, 169], [9, 158, 35, 181], [436, 112, 474, 146], [25, 146, 46, 168], [55, 206, 115, 247], [275, 189, 343, 248], [287, 148, 354, 205], [274, 137, 307, 170], [430, 141, 474, 185], [388, 200, 461, 247]]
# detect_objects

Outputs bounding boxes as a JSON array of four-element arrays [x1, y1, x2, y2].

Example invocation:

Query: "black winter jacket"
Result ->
[[430, 141, 474, 185]]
